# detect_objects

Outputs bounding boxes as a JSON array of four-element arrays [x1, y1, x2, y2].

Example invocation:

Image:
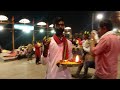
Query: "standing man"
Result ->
[[72, 33, 90, 78], [34, 41, 41, 65], [90, 19, 120, 79], [42, 17, 73, 79]]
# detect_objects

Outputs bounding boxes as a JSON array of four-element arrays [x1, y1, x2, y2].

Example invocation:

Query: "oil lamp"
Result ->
[[75, 55, 79, 62]]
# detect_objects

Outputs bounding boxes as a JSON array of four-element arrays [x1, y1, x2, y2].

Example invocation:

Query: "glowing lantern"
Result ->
[[75, 55, 79, 62]]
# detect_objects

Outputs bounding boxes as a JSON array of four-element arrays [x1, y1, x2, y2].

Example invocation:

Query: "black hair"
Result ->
[[53, 17, 64, 25], [99, 19, 113, 31], [83, 34, 89, 39]]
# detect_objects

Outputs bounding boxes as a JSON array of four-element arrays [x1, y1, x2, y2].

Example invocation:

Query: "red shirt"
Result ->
[[34, 44, 41, 57], [92, 33, 120, 79], [77, 38, 82, 45]]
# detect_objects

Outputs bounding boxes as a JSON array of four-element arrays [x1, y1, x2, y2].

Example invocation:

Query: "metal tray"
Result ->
[[57, 61, 83, 67]]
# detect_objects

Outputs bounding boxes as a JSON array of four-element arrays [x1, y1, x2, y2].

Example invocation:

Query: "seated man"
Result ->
[[16, 48, 27, 60]]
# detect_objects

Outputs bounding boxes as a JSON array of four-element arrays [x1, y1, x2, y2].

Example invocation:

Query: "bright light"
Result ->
[[118, 30, 120, 33], [67, 32, 70, 34], [51, 29, 56, 34], [49, 24, 54, 28], [37, 22, 46, 26], [39, 29, 44, 33], [112, 28, 118, 32], [0, 26, 4, 31], [0, 15, 8, 21], [19, 18, 30, 23], [75, 55, 79, 62], [14, 24, 34, 30], [65, 27, 71, 30], [96, 14, 104, 20], [22, 27, 31, 33]]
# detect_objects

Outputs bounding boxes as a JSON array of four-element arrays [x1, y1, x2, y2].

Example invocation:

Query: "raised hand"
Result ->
[[43, 36, 51, 57]]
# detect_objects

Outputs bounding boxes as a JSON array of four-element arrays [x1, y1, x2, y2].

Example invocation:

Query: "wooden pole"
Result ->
[[46, 22, 49, 39], [92, 13, 94, 30], [32, 18, 35, 44], [12, 16, 15, 51]]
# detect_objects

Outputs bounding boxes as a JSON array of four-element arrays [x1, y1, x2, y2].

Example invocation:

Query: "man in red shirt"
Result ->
[[90, 19, 120, 79], [34, 41, 41, 65]]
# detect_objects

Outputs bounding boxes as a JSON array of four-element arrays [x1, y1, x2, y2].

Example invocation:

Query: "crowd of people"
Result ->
[[71, 30, 98, 79], [16, 41, 42, 65], [41, 17, 120, 79], [1, 16, 120, 79]]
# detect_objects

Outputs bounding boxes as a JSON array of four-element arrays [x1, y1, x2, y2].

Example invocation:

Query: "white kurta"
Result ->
[[42, 37, 73, 79]]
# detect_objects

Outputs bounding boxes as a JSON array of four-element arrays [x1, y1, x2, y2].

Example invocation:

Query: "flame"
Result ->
[[64, 60, 67, 62], [75, 55, 79, 62]]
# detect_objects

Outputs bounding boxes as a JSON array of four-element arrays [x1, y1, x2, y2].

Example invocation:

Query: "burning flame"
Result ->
[[75, 55, 79, 62], [64, 60, 67, 62]]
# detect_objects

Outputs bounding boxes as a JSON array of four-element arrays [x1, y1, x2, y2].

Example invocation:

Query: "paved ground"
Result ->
[[0, 57, 120, 79], [0, 52, 120, 79]]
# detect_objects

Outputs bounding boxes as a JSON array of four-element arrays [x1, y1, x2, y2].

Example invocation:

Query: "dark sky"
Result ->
[[1, 11, 94, 34], [0, 11, 115, 50]]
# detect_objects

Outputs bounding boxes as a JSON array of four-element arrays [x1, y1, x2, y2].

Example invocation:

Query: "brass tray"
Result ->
[[57, 60, 83, 67]]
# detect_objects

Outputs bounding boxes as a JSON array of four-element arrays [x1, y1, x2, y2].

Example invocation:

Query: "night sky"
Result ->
[[0, 11, 114, 50], [2, 11, 94, 33]]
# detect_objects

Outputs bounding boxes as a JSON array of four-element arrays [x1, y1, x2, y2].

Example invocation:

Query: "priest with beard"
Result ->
[[41, 17, 73, 79]]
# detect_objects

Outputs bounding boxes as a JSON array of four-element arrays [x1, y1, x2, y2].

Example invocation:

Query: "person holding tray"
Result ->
[[41, 17, 73, 79]]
